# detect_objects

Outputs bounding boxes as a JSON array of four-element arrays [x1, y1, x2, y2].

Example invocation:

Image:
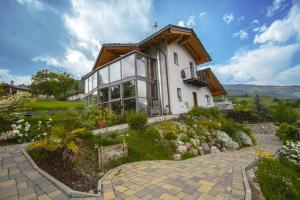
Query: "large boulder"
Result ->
[[211, 146, 221, 153], [173, 154, 181, 161], [176, 140, 184, 146], [185, 142, 192, 150], [237, 132, 253, 146], [202, 143, 211, 154], [176, 145, 187, 154], [190, 139, 197, 146], [212, 130, 239, 151]]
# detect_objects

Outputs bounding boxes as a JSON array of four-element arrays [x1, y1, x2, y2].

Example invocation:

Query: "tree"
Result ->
[[30, 70, 76, 100], [272, 101, 298, 124], [254, 95, 272, 122]]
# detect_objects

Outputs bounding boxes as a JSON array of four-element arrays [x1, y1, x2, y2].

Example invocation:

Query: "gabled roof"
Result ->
[[92, 24, 212, 70], [197, 68, 227, 96]]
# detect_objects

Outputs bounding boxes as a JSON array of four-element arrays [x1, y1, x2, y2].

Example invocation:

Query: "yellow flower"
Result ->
[[257, 150, 273, 159]]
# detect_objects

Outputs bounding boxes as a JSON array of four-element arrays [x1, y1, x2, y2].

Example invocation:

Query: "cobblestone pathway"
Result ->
[[99, 134, 280, 200], [0, 134, 280, 200]]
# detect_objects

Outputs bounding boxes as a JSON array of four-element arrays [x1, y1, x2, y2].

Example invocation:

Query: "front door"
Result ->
[[193, 92, 198, 107]]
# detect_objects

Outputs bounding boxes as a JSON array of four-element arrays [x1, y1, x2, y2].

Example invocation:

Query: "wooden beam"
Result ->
[[178, 36, 192, 44], [168, 35, 183, 44], [170, 29, 192, 36]]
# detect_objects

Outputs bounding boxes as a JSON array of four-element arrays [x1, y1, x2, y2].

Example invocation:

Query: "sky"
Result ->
[[0, 0, 300, 86]]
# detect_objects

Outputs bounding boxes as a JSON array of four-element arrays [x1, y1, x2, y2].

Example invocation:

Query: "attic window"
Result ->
[[174, 52, 178, 65]]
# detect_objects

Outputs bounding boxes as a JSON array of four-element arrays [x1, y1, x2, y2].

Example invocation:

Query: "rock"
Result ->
[[176, 145, 187, 154], [189, 148, 198, 156], [185, 142, 192, 150], [211, 146, 221, 153], [195, 139, 200, 146], [97, 172, 105, 178], [216, 143, 222, 149], [197, 147, 204, 155], [176, 140, 184, 146], [190, 139, 197, 146], [202, 143, 211, 154], [173, 154, 181, 161]]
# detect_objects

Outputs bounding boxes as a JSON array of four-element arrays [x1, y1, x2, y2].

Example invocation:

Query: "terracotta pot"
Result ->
[[97, 119, 105, 129]]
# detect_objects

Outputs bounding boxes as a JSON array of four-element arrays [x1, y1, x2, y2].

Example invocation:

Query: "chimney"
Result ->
[[10, 80, 14, 85], [153, 22, 158, 32]]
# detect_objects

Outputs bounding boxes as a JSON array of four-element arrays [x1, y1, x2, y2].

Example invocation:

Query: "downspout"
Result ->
[[152, 39, 172, 115]]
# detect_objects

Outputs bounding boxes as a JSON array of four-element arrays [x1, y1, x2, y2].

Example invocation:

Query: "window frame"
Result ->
[[205, 95, 211, 105], [174, 52, 179, 65], [177, 88, 182, 102]]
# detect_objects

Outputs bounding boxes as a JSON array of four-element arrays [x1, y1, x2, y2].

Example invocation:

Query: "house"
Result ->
[[215, 100, 234, 111], [67, 92, 85, 101], [82, 24, 226, 116], [2, 81, 32, 96]]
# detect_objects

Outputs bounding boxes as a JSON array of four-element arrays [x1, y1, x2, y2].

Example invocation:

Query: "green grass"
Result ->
[[256, 158, 300, 200], [22, 98, 84, 111]]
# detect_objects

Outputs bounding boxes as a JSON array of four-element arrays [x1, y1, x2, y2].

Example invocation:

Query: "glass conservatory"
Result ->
[[84, 51, 161, 116]]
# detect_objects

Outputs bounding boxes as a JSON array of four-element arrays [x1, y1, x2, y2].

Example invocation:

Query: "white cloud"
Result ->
[[222, 13, 234, 24], [254, 4, 300, 43], [32, 49, 94, 77], [177, 20, 185, 27], [0, 68, 31, 85], [267, 0, 286, 17], [233, 30, 248, 40], [177, 15, 196, 28], [277, 64, 300, 85], [17, 0, 44, 10], [186, 15, 196, 28], [199, 12, 207, 18], [33, 0, 152, 76], [251, 19, 260, 25], [206, 43, 300, 85], [253, 24, 267, 33]]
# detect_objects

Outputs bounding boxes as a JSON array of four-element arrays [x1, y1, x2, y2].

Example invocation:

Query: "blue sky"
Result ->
[[0, 0, 299, 85]]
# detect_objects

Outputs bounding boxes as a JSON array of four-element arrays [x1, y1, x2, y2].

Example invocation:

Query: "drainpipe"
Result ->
[[152, 40, 172, 115]]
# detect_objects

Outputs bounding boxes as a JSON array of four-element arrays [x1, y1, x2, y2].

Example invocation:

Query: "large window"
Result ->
[[92, 72, 97, 89], [138, 98, 147, 113], [110, 61, 121, 82], [111, 85, 120, 100], [136, 55, 147, 77], [99, 67, 109, 85], [99, 87, 108, 102], [92, 90, 97, 105], [111, 100, 121, 114], [88, 76, 93, 92], [123, 98, 136, 112], [122, 55, 135, 78], [123, 80, 135, 98], [138, 80, 147, 98], [85, 78, 88, 94], [148, 59, 156, 80]]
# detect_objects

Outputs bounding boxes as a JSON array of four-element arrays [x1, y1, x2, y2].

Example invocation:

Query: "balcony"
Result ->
[[181, 66, 208, 87]]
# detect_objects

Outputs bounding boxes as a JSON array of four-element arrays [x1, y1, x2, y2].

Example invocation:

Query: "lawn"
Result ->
[[21, 98, 84, 111]]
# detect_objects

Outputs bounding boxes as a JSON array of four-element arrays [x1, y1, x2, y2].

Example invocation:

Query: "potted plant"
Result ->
[[96, 115, 105, 129]]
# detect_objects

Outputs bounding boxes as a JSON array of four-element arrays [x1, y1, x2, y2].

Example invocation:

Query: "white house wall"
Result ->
[[165, 42, 214, 114]]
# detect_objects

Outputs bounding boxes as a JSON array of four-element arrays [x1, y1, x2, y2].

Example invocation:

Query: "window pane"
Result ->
[[138, 80, 147, 98], [88, 94, 92, 106], [123, 80, 135, 98], [93, 72, 97, 89], [123, 98, 136, 112], [110, 61, 121, 82], [99, 103, 109, 109], [122, 55, 135, 78], [111, 101, 121, 114], [150, 83, 157, 98], [92, 90, 97, 105], [99, 67, 109, 85], [174, 52, 178, 65], [138, 98, 147, 113], [111, 85, 120, 100], [148, 59, 156, 79], [99, 87, 108, 102], [136, 55, 147, 77], [177, 88, 182, 101], [88, 76, 92, 92], [85, 79, 88, 94]]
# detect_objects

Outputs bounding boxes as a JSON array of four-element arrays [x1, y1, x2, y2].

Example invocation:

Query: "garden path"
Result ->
[[99, 133, 280, 200], [0, 133, 280, 200]]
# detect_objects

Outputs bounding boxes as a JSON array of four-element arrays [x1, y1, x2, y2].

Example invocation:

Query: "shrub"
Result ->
[[180, 135, 190, 143], [163, 131, 177, 140], [145, 127, 161, 141], [81, 108, 116, 129], [181, 152, 195, 160], [272, 102, 298, 124], [127, 112, 148, 130], [186, 107, 222, 120], [94, 133, 123, 146], [198, 120, 221, 130], [277, 123, 299, 141], [279, 141, 300, 164], [242, 127, 257, 145], [221, 119, 239, 138]]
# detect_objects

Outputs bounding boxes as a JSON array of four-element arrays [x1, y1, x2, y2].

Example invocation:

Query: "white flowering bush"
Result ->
[[212, 130, 239, 150], [280, 141, 300, 164], [236, 132, 253, 147], [0, 118, 52, 144]]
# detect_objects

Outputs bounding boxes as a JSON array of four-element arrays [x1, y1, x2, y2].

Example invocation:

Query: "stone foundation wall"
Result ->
[[246, 123, 277, 134], [98, 143, 128, 170]]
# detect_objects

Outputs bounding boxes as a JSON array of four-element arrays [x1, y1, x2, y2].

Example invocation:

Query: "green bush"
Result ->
[[181, 152, 195, 160], [127, 112, 148, 130], [272, 102, 298, 124], [256, 158, 300, 200], [186, 107, 222, 120], [145, 127, 161, 140], [181, 135, 190, 143], [242, 127, 257, 145], [221, 119, 239, 138], [163, 131, 177, 140], [277, 123, 299, 141]]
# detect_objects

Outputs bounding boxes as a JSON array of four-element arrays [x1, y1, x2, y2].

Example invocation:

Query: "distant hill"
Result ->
[[223, 84, 300, 99]]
